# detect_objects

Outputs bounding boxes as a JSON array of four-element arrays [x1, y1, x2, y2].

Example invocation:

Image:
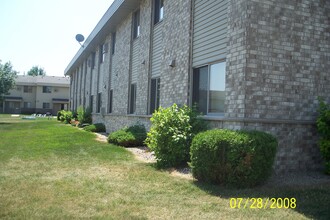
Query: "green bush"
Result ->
[[72, 111, 78, 121], [145, 104, 207, 168], [317, 98, 330, 174], [57, 111, 62, 121], [59, 110, 73, 124], [77, 106, 92, 125], [108, 125, 146, 147], [83, 123, 106, 132], [190, 129, 277, 188]]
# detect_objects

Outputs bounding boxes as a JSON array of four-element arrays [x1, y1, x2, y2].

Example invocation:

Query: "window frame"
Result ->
[[42, 86, 52, 93], [42, 102, 50, 109], [90, 95, 94, 113], [99, 43, 107, 64], [24, 102, 31, 108], [129, 84, 137, 114], [111, 32, 116, 55], [91, 52, 96, 69], [154, 0, 164, 25], [133, 9, 140, 39], [149, 77, 160, 114], [192, 61, 226, 117], [99, 44, 104, 64], [108, 89, 113, 114], [23, 86, 32, 93], [96, 93, 102, 113]]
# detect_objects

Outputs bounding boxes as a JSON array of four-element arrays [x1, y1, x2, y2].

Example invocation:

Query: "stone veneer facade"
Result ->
[[66, 0, 330, 173]]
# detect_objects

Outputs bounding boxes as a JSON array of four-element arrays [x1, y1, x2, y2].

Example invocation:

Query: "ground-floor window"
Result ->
[[9, 102, 20, 109], [96, 93, 102, 113], [24, 102, 31, 108], [129, 84, 137, 114], [90, 95, 94, 113], [43, 102, 50, 109], [108, 89, 113, 113], [149, 77, 160, 114], [192, 61, 226, 116]]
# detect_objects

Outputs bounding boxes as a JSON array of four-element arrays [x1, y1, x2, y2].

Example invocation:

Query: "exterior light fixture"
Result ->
[[169, 59, 175, 67]]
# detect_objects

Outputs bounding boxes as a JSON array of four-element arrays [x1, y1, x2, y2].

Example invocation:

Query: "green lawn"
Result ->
[[0, 114, 329, 219]]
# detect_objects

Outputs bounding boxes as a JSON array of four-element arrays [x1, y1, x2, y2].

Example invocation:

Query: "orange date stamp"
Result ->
[[229, 198, 296, 209]]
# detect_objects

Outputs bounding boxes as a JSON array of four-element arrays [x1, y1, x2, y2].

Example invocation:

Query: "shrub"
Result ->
[[83, 123, 106, 132], [59, 110, 73, 124], [145, 104, 207, 168], [190, 129, 277, 188], [57, 111, 62, 121], [77, 106, 92, 125], [317, 98, 330, 174], [108, 125, 147, 147], [72, 111, 78, 121]]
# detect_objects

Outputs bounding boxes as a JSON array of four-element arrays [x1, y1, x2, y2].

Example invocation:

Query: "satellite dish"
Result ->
[[75, 34, 85, 47]]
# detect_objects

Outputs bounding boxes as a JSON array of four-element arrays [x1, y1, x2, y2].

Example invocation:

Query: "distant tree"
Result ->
[[0, 60, 18, 102], [27, 66, 46, 76]]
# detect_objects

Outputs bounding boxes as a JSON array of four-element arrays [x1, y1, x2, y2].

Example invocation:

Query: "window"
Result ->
[[24, 102, 31, 108], [133, 10, 140, 39], [129, 84, 137, 114], [108, 89, 113, 113], [192, 62, 226, 116], [90, 95, 94, 112], [9, 102, 20, 109], [43, 86, 52, 93], [43, 102, 50, 109], [154, 0, 164, 24], [97, 93, 102, 113], [91, 52, 96, 69], [111, 32, 116, 55], [99, 43, 107, 63], [149, 78, 160, 114], [23, 86, 32, 93]]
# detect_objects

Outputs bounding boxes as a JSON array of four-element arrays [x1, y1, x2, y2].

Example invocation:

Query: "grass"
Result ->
[[0, 114, 329, 219]]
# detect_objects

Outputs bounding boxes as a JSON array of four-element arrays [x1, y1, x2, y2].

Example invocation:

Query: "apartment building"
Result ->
[[2, 75, 70, 115], [65, 0, 330, 173]]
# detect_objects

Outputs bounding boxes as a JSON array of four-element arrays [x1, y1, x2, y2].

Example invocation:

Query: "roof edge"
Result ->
[[64, 0, 126, 76]]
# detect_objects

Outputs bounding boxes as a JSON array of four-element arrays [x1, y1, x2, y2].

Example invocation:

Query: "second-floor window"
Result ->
[[154, 0, 164, 24], [99, 43, 107, 63], [111, 32, 116, 55], [133, 9, 140, 39], [23, 86, 32, 93], [91, 52, 96, 69], [43, 86, 52, 93]]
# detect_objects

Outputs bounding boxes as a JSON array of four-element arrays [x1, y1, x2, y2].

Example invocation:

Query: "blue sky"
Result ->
[[0, 0, 114, 76]]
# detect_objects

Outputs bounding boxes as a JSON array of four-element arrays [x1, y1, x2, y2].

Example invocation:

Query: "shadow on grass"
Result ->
[[0, 122, 11, 125], [193, 180, 330, 220]]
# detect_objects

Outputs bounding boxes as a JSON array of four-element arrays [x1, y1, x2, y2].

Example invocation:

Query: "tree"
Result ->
[[27, 66, 46, 76], [0, 60, 18, 102]]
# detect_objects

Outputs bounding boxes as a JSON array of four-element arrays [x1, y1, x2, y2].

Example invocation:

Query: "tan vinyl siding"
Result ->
[[192, 0, 228, 67], [151, 23, 163, 77], [131, 39, 139, 83]]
